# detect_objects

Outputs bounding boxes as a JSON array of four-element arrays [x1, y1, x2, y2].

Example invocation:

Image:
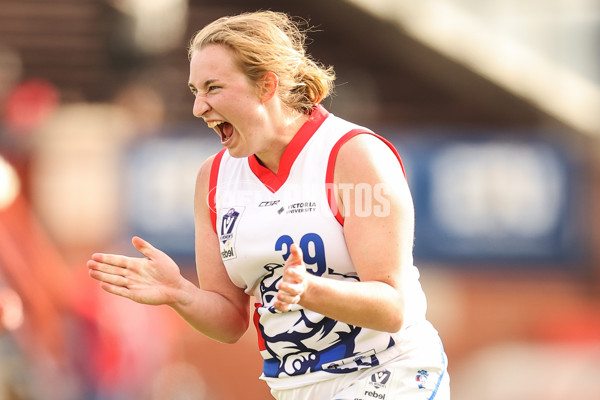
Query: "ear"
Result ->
[[259, 71, 279, 103]]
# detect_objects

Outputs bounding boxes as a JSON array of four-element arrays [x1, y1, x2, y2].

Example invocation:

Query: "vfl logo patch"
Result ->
[[370, 369, 391, 388], [219, 207, 243, 260], [363, 368, 393, 399], [221, 208, 239, 242]]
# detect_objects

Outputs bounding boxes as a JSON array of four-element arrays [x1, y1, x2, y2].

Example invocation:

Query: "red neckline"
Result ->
[[248, 104, 329, 193]]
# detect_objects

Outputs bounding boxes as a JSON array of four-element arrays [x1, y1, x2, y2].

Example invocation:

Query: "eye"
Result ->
[[189, 86, 198, 96], [207, 85, 220, 92]]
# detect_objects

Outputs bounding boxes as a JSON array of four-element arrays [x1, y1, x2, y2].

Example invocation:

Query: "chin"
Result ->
[[225, 146, 251, 159]]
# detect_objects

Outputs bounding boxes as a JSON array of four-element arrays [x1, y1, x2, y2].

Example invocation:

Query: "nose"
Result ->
[[192, 94, 211, 118]]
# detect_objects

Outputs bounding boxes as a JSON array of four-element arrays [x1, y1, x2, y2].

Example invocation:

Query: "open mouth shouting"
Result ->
[[207, 120, 234, 144]]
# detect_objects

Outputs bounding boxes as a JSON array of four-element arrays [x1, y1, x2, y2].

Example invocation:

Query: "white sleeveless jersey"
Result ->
[[208, 105, 433, 389]]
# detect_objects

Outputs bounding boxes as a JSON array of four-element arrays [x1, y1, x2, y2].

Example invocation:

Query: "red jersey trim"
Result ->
[[326, 130, 406, 226], [208, 148, 227, 233], [248, 104, 329, 193], [253, 303, 266, 351]]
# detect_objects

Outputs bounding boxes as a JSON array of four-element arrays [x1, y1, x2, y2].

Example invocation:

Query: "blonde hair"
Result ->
[[188, 11, 335, 113]]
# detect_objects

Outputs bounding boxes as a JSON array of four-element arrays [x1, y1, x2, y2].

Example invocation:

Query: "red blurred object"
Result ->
[[3, 79, 59, 134]]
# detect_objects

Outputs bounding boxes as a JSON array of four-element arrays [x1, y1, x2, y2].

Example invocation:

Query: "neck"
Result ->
[[254, 111, 309, 174]]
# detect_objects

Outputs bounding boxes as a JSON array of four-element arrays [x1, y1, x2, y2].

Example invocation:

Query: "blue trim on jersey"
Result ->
[[428, 339, 447, 400], [263, 359, 279, 377], [262, 343, 349, 378], [316, 343, 347, 368], [262, 340, 392, 378]]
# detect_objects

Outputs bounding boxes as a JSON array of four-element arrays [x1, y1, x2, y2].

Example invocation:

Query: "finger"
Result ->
[[277, 281, 302, 296], [273, 301, 292, 313], [90, 253, 132, 269], [277, 291, 300, 304], [90, 253, 107, 263], [132, 236, 154, 258], [89, 268, 126, 285], [275, 288, 301, 306], [99, 282, 131, 299], [283, 265, 304, 283], [288, 243, 303, 266], [87, 259, 127, 276]]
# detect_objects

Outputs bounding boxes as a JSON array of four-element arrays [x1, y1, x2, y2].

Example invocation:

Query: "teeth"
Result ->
[[206, 120, 224, 129]]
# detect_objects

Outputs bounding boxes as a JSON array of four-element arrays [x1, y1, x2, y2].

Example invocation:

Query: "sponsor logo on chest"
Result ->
[[285, 201, 317, 214], [256, 198, 319, 215]]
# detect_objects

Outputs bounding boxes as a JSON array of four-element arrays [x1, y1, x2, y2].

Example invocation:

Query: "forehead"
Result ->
[[188, 44, 243, 84]]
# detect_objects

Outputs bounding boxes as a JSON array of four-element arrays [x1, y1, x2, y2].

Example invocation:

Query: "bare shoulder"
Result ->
[[196, 153, 218, 183], [194, 153, 222, 220], [335, 133, 403, 183], [194, 152, 221, 198]]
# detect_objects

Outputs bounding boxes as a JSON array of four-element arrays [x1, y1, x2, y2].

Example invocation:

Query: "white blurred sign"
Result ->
[[430, 142, 564, 239], [124, 136, 221, 258]]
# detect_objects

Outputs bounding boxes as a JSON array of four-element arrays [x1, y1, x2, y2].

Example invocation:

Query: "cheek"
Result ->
[[233, 101, 266, 127]]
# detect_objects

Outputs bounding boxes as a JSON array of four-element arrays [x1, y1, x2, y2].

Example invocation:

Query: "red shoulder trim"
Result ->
[[248, 104, 329, 193], [326, 130, 406, 226], [208, 149, 227, 233]]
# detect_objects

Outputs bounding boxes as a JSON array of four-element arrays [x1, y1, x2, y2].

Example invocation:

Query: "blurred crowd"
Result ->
[[0, 42, 264, 398]]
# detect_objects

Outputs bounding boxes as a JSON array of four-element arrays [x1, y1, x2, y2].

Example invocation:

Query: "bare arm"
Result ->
[[88, 156, 250, 343], [275, 134, 413, 332], [187, 155, 251, 342]]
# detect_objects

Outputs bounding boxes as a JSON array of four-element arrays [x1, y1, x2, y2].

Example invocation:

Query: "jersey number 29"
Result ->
[[275, 233, 326, 276]]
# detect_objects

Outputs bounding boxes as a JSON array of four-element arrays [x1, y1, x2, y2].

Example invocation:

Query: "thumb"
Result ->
[[132, 236, 154, 258], [288, 243, 303, 266]]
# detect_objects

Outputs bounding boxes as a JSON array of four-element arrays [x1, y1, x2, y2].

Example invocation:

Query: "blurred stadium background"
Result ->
[[0, 0, 599, 399]]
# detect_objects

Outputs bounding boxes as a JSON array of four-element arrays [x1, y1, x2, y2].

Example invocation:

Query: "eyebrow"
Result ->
[[188, 79, 219, 91]]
